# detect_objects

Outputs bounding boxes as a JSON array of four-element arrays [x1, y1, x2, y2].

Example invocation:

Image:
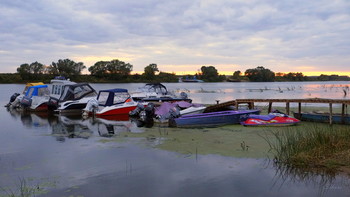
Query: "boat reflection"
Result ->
[[6, 108, 142, 141]]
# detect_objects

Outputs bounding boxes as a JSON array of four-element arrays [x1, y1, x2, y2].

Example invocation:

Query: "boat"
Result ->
[[5, 82, 45, 108], [179, 76, 204, 83], [154, 101, 206, 122], [131, 83, 192, 103], [83, 88, 142, 117], [293, 112, 350, 125], [20, 85, 51, 111], [56, 83, 97, 114], [169, 109, 260, 127], [240, 112, 300, 126]]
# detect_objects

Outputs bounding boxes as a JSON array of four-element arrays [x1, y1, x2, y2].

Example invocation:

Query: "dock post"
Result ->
[[329, 103, 333, 125], [268, 102, 272, 113], [286, 102, 290, 115], [341, 104, 345, 124], [298, 102, 301, 114]]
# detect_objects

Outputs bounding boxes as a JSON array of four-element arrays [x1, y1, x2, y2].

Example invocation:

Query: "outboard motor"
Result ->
[[20, 96, 32, 108], [141, 103, 155, 128], [47, 97, 59, 111], [179, 92, 188, 99], [129, 103, 145, 117], [5, 93, 20, 107]]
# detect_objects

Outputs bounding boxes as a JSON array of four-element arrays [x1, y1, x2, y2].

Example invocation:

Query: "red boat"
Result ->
[[240, 112, 300, 126]]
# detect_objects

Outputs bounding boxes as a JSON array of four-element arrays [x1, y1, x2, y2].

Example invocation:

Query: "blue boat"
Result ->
[[293, 112, 350, 125], [169, 109, 260, 127]]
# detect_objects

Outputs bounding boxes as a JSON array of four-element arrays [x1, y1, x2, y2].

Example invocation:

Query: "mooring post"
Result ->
[[329, 103, 333, 125], [268, 102, 272, 112], [341, 103, 345, 124], [298, 102, 301, 114], [286, 102, 290, 115]]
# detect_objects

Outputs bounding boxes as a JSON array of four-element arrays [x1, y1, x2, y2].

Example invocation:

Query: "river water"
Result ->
[[0, 82, 349, 197]]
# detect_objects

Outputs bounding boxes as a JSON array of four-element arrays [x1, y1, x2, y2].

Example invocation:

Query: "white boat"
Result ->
[[83, 88, 144, 117], [131, 83, 192, 103], [56, 83, 97, 114], [20, 84, 51, 111]]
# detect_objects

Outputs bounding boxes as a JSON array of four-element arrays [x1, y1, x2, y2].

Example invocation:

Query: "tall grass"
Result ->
[[265, 124, 350, 170]]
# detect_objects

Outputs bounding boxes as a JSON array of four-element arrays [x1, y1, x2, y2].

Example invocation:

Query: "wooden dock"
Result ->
[[235, 98, 350, 125], [205, 98, 350, 124]]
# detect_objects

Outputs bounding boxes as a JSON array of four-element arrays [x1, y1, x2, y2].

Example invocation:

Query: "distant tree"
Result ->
[[244, 66, 275, 82], [143, 63, 159, 80], [107, 59, 133, 77], [89, 59, 133, 80], [233, 70, 241, 79], [16, 61, 46, 80], [48, 59, 86, 77], [88, 61, 109, 78], [199, 66, 225, 82]]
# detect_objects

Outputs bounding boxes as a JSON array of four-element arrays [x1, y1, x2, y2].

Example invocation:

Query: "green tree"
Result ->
[[244, 66, 275, 82], [107, 59, 133, 77], [88, 61, 109, 78], [16, 61, 46, 80], [143, 63, 159, 80], [199, 66, 225, 82], [48, 59, 86, 77]]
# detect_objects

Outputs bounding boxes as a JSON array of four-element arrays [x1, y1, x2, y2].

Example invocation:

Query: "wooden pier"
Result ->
[[205, 98, 350, 125], [236, 98, 350, 125]]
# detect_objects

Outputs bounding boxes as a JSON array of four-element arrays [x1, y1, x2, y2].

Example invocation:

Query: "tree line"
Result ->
[[0, 59, 348, 83]]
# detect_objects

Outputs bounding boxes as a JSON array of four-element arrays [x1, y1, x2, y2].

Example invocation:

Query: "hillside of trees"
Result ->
[[0, 59, 349, 83]]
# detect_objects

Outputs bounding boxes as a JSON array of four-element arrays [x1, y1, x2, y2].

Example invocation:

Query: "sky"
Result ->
[[1, 0, 350, 76]]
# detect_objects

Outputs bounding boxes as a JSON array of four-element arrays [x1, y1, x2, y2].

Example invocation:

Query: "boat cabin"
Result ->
[[59, 83, 97, 102], [49, 76, 76, 99], [25, 85, 50, 98], [97, 89, 132, 106]]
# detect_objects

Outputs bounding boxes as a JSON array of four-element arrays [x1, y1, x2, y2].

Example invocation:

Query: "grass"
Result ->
[[264, 123, 350, 173]]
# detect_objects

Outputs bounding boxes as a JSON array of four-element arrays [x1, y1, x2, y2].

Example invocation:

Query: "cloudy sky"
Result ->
[[1, 0, 350, 76]]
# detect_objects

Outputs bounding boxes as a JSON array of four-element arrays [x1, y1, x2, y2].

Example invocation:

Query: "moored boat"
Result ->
[[131, 83, 191, 103], [241, 112, 300, 126], [169, 109, 260, 127], [84, 88, 141, 117], [20, 85, 51, 111], [293, 112, 350, 125], [56, 83, 97, 114]]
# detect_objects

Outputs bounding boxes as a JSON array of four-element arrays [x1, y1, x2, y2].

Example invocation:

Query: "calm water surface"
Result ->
[[0, 82, 349, 197]]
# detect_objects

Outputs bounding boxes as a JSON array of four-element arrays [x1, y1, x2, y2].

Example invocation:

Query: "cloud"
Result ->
[[0, 0, 349, 74]]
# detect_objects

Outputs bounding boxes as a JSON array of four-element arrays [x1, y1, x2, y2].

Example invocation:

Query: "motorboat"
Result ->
[[169, 109, 260, 127], [240, 112, 300, 126], [56, 83, 97, 114], [83, 88, 142, 117], [294, 111, 350, 125], [20, 85, 51, 111], [5, 82, 45, 108], [131, 83, 192, 103]]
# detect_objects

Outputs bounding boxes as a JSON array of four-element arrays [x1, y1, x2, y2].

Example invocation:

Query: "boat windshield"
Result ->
[[98, 91, 131, 106], [59, 84, 96, 102], [143, 83, 167, 95]]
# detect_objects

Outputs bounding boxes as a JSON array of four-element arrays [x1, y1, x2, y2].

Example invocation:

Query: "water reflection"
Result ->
[[272, 160, 350, 196], [6, 108, 142, 141]]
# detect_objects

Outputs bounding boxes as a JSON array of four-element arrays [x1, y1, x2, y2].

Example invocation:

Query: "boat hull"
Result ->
[[169, 109, 260, 127], [294, 112, 350, 125], [96, 105, 138, 116], [241, 115, 300, 126]]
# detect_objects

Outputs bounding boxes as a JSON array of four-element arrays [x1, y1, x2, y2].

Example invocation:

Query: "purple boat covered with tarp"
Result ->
[[155, 101, 206, 122], [169, 109, 260, 127]]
